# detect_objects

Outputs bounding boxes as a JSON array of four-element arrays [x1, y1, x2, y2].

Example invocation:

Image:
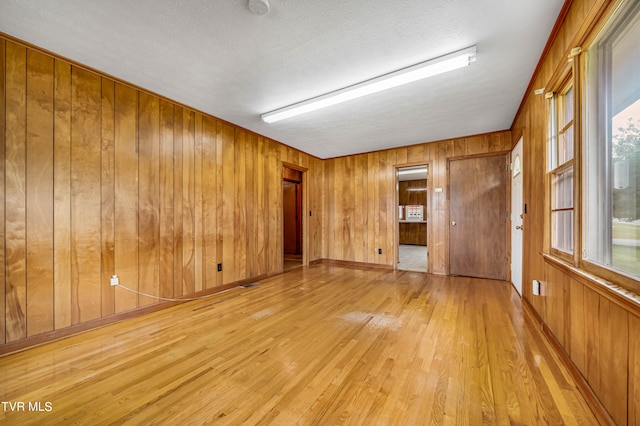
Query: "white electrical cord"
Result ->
[[113, 283, 240, 302]]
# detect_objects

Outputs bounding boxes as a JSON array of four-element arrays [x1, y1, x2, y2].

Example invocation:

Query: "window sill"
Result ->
[[541, 253, 640, 315]]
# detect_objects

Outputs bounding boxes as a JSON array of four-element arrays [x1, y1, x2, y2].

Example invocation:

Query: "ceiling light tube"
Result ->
[[261, 45, 477, 124], [398, 168, 428, 175]]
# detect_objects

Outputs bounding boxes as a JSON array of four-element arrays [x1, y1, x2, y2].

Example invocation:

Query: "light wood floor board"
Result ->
[[0, 265, 597, 425]]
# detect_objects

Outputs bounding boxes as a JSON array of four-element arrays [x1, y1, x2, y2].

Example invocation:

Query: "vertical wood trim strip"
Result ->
[[26, 49, 54, 336], [4, 41, 27, 342], [53, 59, 71, 329]]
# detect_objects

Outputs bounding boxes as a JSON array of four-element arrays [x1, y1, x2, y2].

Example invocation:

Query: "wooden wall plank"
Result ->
[[182, 109, 195, 294], [201, 116, 216, 288], [245, 132, 256, 278], [26, 49, 54, 336], [159, 99, 174, 298], [70, 66, 102, 323], [408, 144, 424, 163], [114, 83, 139, 313], [354, 154, 366, 262], [193, 113, 203, 292], [543, 265, 567, 348], [221, 122, 235, 283], [377, 152, 389, 265], [255, 136, 266, 273], [568, 279, 586, 373], [583, 287, 600, 395], [138, 92, 160, 306], [53, 59, 72, 329], [366, 153, 377, 264], [100, 78, 115, 317], [598, 298, 628, 425], [214, 121, 224, 287], [342, 156, 354, 261], [172, 106, 184, 297], [0, 39, 5, 344], [434, 142, 449, 274], [268, 140, 282, 273], [5, 41, 28, 342], [234, 130, 247, 281]]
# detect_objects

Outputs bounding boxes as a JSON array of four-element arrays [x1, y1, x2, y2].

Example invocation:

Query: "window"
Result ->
[[584, 0, 640, 280], [548, 81, 575, 255]]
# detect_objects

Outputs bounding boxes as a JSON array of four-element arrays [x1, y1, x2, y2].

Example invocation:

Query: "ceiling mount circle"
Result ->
[[248, 0, 270, 15]]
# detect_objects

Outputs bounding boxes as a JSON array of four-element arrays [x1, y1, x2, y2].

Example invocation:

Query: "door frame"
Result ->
[[282, 162, 308, 268], [393, 161, 432, 272], [446, 151, 511, 278]]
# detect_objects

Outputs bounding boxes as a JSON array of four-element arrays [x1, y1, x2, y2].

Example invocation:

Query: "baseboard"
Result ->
[[522, 297, 615, 426], [313, 258, 394, 270]]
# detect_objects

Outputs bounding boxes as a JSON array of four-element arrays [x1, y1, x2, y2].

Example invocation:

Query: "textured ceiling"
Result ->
[[0, 0, 563, 159]]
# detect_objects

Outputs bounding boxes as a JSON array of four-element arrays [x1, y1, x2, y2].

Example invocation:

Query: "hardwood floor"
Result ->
[[0, 265, 597, 425]]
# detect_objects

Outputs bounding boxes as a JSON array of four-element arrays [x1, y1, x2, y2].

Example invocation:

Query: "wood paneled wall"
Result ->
[[0, 36, 323, 347], [399, 179, 427, 206], [321, 133, 511, 273], [512, 0, 640, 423]]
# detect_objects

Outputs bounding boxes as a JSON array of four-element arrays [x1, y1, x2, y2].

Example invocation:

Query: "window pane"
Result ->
[[553, 168, 573, 210], [612, 101, 640, 275], [559, 125, 574, 164], [553, 210, 574, 253], [564, 87, 574, 125], [584, 0, 640, 278]]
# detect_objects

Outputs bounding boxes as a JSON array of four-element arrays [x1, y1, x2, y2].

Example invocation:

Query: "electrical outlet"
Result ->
[[110, 275, 119, 287], [217, 263, 222, 272], [532, 280, 541, 296], [378, 248, 382, 254]]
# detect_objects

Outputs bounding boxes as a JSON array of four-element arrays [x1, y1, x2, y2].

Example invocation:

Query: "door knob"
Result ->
[[451, 221, 456, 226]]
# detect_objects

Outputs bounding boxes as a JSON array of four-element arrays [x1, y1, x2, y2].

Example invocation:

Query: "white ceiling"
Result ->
[[0, 0, 563, 159]]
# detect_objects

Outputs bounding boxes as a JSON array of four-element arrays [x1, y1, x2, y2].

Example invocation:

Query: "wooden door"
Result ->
[[283, 181, 301, 255], [449, 154, 508, 280], [511, 138, 524, 294]]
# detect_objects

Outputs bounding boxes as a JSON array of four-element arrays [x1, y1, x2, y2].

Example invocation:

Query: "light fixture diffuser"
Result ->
[[261, 46, 477, 124]]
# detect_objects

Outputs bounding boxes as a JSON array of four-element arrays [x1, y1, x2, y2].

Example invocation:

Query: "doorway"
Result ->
[[511, 137, 524, 295], [449, 154, 509, 280], [397, 165, 429, 272], [283, 166, 303, 270]]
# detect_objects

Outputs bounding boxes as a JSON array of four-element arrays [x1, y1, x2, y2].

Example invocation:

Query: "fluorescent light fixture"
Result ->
[[261, 45, 477, 124], [398, 167, 428, 175]]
